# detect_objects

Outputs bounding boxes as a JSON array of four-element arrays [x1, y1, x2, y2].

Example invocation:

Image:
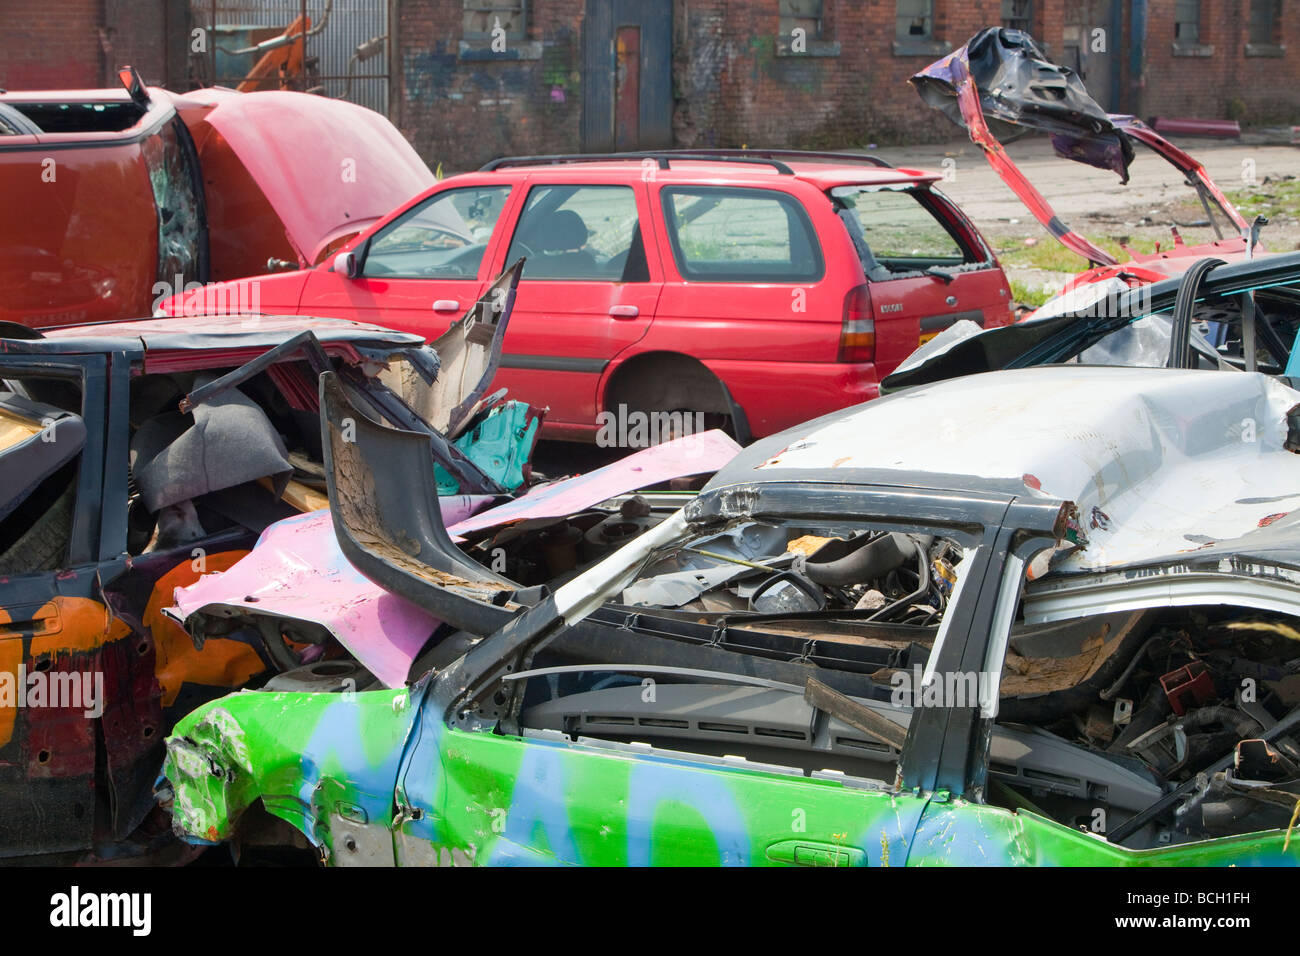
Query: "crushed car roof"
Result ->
[[3, 313, 426, 355], [708, 365, 1300, 574]]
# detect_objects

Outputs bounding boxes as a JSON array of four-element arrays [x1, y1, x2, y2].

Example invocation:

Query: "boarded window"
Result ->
[[1001, 0, 1033, 33], [1175, 0, 1201, 44], [1249, 0, 1281, 45], [779, 0, 824, 41], [463, 0, 527, 41]]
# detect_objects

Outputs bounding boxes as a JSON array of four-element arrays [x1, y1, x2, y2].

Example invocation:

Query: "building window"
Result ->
[[1249, 0, 1280, 45], [780, 0, 824, 40], [1174, 0, 1200, 44], [777, 0, 839, 55], [460, 0, 540, 59], [1247, 0, 1284, 54], [462, 0, 527, 43], [1001, 0, 1032, 34], [897, 0, 934, 39]]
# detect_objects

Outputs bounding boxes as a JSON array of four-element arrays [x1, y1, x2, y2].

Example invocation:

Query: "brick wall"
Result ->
[[4, 0, 1299, 162], [396, 0, 1079, 170], [102, 0, 170, 87], [394, 0, 586, 172], [674, 0, 1036, 151], [391, 0, 1300, 170], [0, 0, 105, 90], [1141, 0, 1300, 124], [0, 0, 185, 91]]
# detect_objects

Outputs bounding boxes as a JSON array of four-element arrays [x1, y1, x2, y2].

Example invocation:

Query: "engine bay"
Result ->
[[479, 514, 1300, 851]]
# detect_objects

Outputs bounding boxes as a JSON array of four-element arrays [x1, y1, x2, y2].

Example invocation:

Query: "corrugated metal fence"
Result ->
[[189, 0, 389, 116]]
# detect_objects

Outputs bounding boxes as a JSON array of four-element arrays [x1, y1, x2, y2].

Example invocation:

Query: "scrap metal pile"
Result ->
[[4, 28, 1300, 869]]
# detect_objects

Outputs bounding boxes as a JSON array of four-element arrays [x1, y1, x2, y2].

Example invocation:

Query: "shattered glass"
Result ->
[[141, 119, 205, 287]]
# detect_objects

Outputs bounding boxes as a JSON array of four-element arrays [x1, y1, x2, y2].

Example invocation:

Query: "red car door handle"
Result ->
[[432, 299, 460, 311], [608, 305, 639, 319]]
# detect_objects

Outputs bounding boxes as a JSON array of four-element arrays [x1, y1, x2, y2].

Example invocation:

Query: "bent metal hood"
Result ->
[[176, 88, 433, 266]]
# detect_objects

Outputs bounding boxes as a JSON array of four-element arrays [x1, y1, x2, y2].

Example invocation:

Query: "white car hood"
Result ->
[[755, 366, 1300, 572]]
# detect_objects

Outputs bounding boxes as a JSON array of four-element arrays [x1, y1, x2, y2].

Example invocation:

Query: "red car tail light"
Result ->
[[838, 284, 874, 363]]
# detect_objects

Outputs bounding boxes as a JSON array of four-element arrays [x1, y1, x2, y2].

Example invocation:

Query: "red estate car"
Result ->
[[160, 150, 1014, 442]]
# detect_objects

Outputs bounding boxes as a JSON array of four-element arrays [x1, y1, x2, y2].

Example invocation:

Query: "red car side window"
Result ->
[[659, 186, 824, 283], [506, 185, 648, 282], [363, 186, 512, 280]]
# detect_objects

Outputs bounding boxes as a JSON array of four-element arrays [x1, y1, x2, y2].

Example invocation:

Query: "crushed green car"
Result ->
[[161, 364, 1300, 865]]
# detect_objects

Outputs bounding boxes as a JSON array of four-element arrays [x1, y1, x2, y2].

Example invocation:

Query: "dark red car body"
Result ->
[[0, 79, 432, 330]]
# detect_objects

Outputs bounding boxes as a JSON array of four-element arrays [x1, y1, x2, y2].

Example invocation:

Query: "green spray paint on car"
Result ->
[[161, 682, 1300, 866]]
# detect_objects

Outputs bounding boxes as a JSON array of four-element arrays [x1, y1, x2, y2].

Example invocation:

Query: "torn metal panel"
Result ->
[[161, 686, 416, 851], [424, 260, 524, 439], [912, 30, 1129, 176], [166, 424, 731, 689], [911, 28, 1249, 270], [320, 371, 521, 635], [168, 502, 490, 690], [1115, 115, 1249, 238], [435, 400, 540, 496], [448, 429, 742, 541], [911, 29, 1121, 265]]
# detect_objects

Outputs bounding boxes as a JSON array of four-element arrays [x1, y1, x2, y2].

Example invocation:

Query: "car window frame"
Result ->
[[426, 482, 1069, 802], [0, 354, 106, 568], [658, 184, 827, 284], [359, 183, 515, 282], [830, 184, 986, 276], [496, 511, 984, 792], [503, 182, 651, 283]]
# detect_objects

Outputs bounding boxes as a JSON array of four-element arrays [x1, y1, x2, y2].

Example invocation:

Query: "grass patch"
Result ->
[[997, 234, 1163, 272], [1225, 176, 1300, 222], [1008, 279, 1056, 307], [997, 240, 1084, 273]]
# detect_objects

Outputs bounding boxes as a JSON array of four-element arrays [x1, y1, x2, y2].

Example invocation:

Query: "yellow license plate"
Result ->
[[919, 331, 939, 346]]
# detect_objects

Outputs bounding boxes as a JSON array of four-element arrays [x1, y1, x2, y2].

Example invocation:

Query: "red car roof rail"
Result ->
[[479, 151, 798, 174], [655, 148, 895, 169]]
